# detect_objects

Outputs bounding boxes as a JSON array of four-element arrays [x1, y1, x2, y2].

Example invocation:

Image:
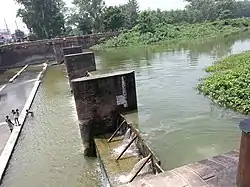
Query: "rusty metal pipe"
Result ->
[[237, 119, 250, 187]]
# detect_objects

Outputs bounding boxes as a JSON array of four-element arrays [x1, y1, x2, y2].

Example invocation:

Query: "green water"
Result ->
[[2, 32, 250, 187]]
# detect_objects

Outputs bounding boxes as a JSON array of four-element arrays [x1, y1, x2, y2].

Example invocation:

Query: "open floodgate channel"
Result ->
[[1, 32, 250, 187]]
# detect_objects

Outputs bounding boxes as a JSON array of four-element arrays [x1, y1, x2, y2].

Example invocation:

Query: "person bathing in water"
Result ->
[[26, 109, 34, 117], [5, 116, 14, 132], [12, 109, 20, 126]]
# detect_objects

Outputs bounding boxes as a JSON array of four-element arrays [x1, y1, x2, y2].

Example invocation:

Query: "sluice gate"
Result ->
[[63, 45, 250, 187], [63, 46, 163, 186]]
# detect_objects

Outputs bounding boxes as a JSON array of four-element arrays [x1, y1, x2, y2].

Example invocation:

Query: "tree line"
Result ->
[[15, 0, 250, 39]]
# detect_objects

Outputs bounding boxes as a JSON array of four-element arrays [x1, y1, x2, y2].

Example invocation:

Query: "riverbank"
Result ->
[[198, 51, 250, 115], [92, 18, 250, 50]]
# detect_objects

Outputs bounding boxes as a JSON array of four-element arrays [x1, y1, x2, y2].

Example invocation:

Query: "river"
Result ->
[[2, 32, 250, 187]]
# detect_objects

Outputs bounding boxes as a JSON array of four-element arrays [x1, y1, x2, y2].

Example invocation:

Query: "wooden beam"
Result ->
[[108, 120, 126, 142], [155, 162, 164, 173], [116, 135, 137, 160], [129, 154, 152, 183]]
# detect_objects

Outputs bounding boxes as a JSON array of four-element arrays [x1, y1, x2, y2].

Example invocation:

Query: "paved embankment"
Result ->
[[119, 150, 239, 187], [0, 63, 47, 183]]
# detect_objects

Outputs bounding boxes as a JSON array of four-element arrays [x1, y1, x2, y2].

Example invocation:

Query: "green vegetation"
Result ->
[[92, 18, 250, 49], [16, 0, 65, 39], [197, 51, 250, 114], [14, 0, 250, 40]]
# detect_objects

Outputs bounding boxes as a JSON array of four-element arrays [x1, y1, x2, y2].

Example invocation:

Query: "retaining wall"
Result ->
[[0, 32, 120, 70]]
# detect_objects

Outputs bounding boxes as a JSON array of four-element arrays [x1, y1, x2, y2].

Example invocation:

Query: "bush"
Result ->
[[198, 51, 250, 114], [92, 18, 250, 50]]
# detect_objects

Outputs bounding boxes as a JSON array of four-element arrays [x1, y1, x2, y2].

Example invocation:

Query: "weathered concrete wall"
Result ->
[[65, 52, 96, 90], [63, 46, 82, 56], [71, 71, 137, 156], [0, 31, 120, 70], [0, 42, 54, 70]]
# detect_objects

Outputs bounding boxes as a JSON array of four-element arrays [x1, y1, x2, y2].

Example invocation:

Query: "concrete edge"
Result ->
[[0, 63, 48, 183], [0, 85, 6, 92], [9, 64, 29, 83], [0, 65, 28, 93]]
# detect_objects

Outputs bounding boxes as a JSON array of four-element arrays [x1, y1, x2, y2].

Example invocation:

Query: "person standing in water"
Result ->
[[11, 109, 16, 124], [5, 116, 14, 132], [12, 109, 20, 126], [15, 109, 20, 125]]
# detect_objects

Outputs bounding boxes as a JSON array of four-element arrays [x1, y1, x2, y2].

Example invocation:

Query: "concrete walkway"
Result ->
[[0, 65, 44, 155], [119, 150, 239, 187], [0, 63, 48, 183]]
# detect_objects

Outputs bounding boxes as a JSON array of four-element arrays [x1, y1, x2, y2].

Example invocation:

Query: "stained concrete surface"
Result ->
[[118, 150, 239, 187], [0, 65, 45, 155], [0, 68, 22, 86]]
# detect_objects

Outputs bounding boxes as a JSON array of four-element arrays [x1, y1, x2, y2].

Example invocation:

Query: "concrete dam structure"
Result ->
[[0, 32, 120, 70], [0, 38, 250, 186]]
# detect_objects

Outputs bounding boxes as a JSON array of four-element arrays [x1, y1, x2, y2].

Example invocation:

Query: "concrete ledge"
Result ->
[[0, 65, 28, 92], [9, 64, 29, 83], [0, 63, 48, 183], [0, 85, 6, 92]]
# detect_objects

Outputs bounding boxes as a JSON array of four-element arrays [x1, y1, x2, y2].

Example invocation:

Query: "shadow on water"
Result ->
[[95, 32, 250, 170]]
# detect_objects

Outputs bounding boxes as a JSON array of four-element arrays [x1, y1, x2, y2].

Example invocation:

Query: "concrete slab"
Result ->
[[95, 135, 141, 186], [117, 150, 239, 187], [0, 63, 47, 183]]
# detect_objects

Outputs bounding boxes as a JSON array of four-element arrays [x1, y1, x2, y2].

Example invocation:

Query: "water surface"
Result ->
[[2, 32, 250, 186]]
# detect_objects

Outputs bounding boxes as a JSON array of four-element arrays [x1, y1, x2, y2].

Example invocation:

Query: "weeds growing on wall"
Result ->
[[92, 18, 250, 50], [197, 51, 250, 114]]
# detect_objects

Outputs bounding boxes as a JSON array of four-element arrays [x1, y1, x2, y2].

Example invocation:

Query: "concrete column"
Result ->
[[237, 119, 250, 187], [71, 71, 137, 156], [52, 44, 64, 64], [62, 46, 82, 56], [64, 52, 96, 90]]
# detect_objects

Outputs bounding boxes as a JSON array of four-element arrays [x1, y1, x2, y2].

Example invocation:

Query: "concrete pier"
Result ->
[[71, 71, 137, 156], [62, 46, 82, 56], [64, 52, 96, 89]]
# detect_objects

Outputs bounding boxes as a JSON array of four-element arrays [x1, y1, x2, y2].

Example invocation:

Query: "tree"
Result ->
[[73, 0, 105, 32], [124, 0, 139, 29], [102, 6, 125, 31], [16, 0, 65, 39], [216, 0, 236, 19], [15, 29, 25, 38], [138, 11, 153, 34]]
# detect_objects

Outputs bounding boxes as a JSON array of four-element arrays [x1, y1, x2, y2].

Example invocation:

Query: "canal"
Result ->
[[2, 32, 250, 187]]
